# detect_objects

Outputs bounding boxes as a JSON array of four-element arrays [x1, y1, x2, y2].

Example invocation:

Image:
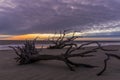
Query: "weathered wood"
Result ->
[[10, 39, 117, 72], [47, 30, 78, 49]]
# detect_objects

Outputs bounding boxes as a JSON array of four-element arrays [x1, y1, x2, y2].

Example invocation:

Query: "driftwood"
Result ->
[[9, 38, 116, 71], [97, 53, 120, 76], [9, 38, 40, 64], [47, 30, 78, 49]]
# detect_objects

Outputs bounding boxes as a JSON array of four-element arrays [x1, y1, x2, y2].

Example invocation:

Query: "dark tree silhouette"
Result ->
[[9, 39, 116, 71], [47, 30, 78, 49]]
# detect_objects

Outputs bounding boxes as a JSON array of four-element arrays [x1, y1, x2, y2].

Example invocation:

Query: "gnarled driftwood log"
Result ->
[[10, 39, 116, 71]]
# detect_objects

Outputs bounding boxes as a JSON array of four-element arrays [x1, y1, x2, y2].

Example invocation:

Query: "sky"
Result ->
[[0, 0, 120, 40]]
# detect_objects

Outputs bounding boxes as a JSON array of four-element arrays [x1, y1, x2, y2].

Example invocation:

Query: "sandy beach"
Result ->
[[0, 45, 120, 80]]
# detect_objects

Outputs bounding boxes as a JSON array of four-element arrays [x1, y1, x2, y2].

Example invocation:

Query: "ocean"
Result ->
[[0, 40, 120, 50]]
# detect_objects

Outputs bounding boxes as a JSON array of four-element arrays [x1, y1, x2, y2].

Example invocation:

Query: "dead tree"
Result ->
[[9, 39, 116, 71], [47, 30, 78, 49]]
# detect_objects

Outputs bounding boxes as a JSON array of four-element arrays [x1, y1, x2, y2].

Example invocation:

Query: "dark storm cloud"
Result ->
[[0, 0, 120, 36]]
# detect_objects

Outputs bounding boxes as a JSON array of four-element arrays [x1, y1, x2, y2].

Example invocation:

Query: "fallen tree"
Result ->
[[9, 39, 116, 71]]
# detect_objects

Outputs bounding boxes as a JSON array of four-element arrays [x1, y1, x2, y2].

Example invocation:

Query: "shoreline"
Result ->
[[0, 44, 120, 51], [0, 41, 120, 50]]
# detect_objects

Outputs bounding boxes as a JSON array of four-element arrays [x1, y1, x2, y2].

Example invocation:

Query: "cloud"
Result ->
[[82, 31, 120, 38], [0, 0, 120, 37]]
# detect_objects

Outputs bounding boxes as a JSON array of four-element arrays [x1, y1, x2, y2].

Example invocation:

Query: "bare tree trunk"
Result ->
[[10, 39, 117, 72], [24, 52, 97, 71]]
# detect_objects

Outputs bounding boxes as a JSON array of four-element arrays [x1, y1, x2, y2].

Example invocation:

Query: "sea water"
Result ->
[[0, 40, 120, 50]]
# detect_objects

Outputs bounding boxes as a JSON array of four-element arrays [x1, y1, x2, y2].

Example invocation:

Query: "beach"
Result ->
[[0, 45, 120, 80], [0, 0, 120, 80]]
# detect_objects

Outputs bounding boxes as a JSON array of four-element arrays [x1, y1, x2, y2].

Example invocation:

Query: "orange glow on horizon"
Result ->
[[5, 33, 61, 40], [1, 33, 120, 41], [4, 32, 78, 40], [5, 34, 49, 40]]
